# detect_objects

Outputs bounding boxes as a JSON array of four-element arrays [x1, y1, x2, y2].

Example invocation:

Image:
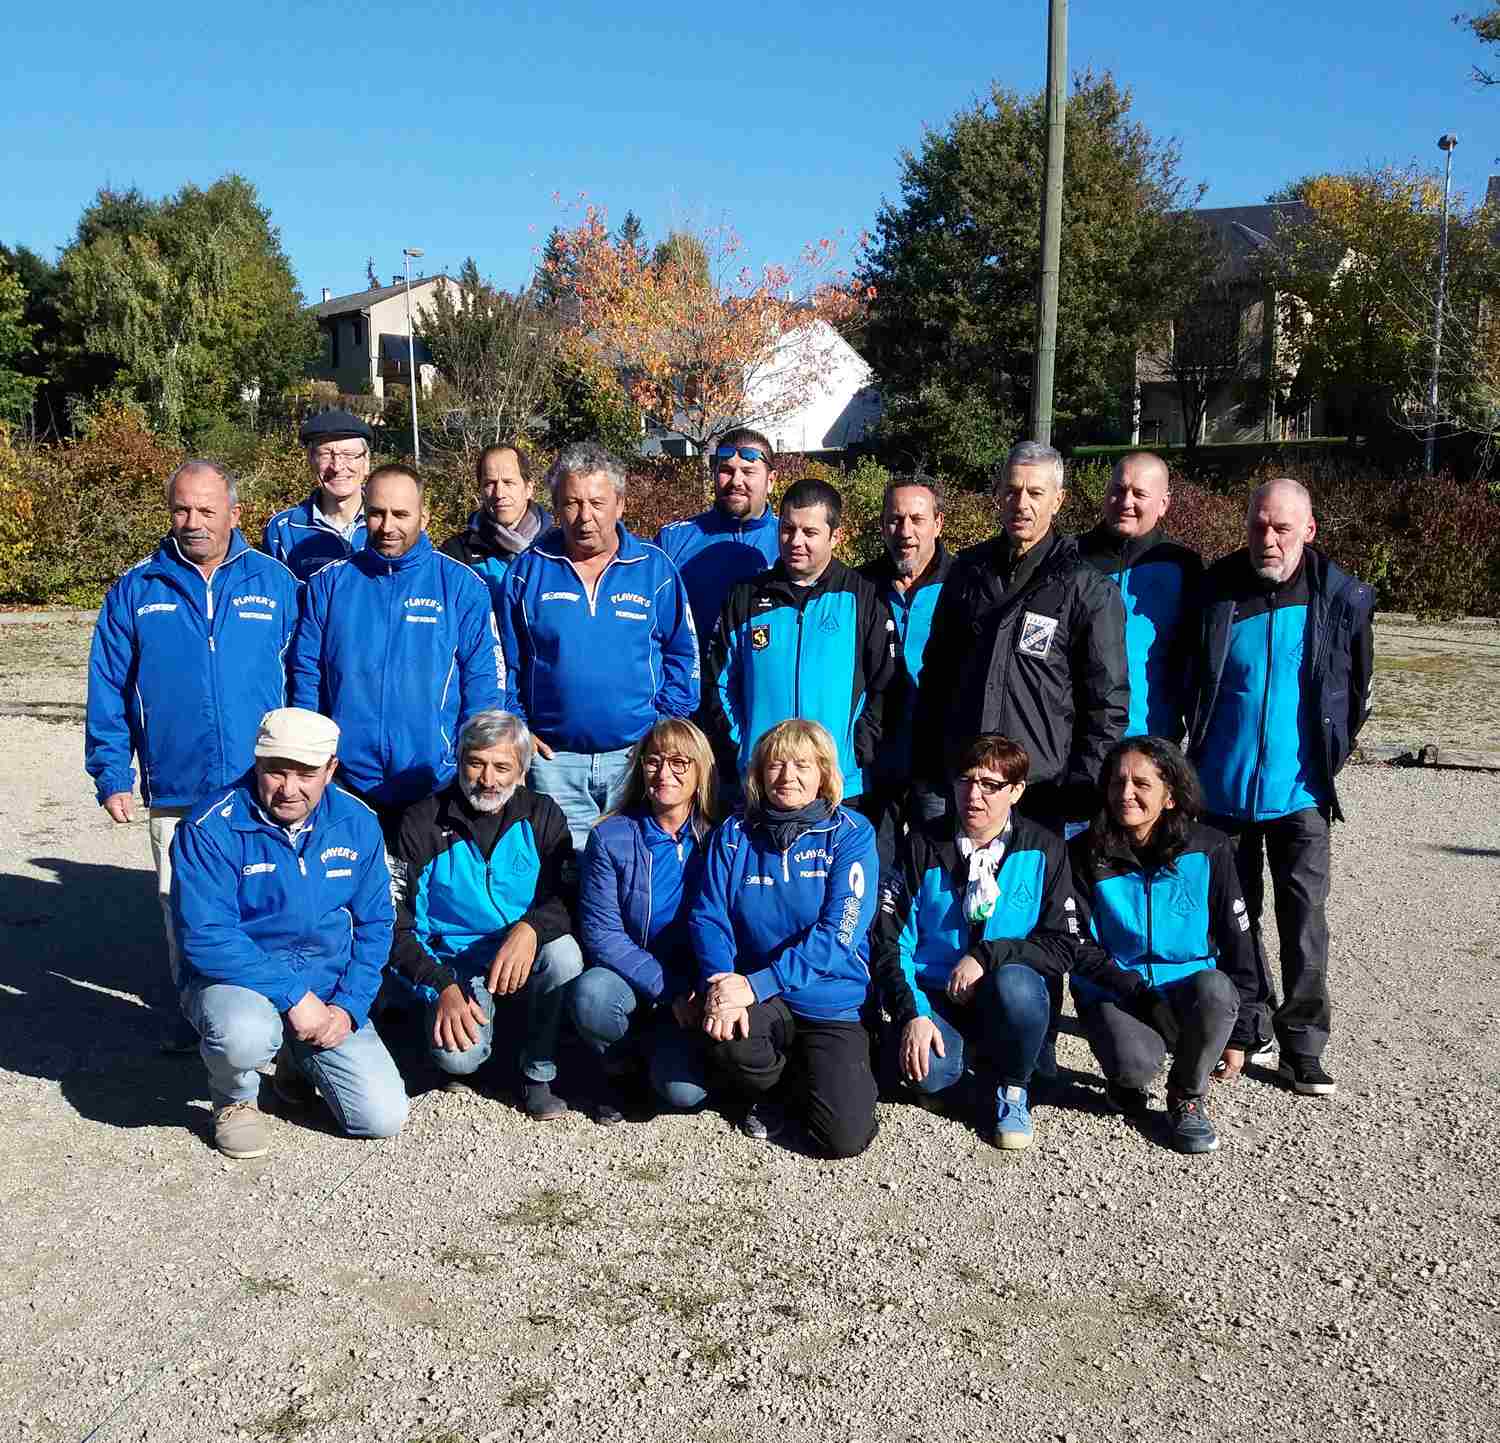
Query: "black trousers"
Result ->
[[1206, 806, 1332, 1058], [710, 997, 878, 1159]]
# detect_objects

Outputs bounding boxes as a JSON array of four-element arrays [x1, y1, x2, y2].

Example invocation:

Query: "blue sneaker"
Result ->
[[993, 1084, 1033, 1151]]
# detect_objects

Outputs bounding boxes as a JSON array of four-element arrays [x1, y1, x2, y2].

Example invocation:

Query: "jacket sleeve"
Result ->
[[84, 583, 139, 803], [652, 557, 700, 720], [261, 516, 280, 560], [910, 568, 966, 787], [578, 825, 668, 1001], [326, 826, 395, 1030], [286, 574, 325, 711], [455, 576, 505, 727], [870, 832, 930, 1027], [701, 590, 745, 778], [689, 820, 741, 988], [852, 588, 901, 767], [1168, 550, 1205, 742], [1207, 832, 1270, 1047], [743, 819, 879, 1004], [520, 797, 576, 948], [1346, 591, 1375, 751], [1066, 571, 1130, 791], [171, 822, 305, 1012], [495, 569, 528, 721], [970, 832, 1083, 980], [389, 807, 460, 997]]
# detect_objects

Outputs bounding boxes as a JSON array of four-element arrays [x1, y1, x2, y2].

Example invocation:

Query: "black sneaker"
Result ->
[[592, 1095, 626, 1126], [1167, 1095, 1220, 1154], [1278, 1055, 1336, 1096], [520, 1080, 568, 1120], [1103, 1081, 1151, 1117], [739, 1102, 785, 1141]]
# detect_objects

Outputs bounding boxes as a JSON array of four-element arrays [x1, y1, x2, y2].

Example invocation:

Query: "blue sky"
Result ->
[[3, 1, 1495, 301]]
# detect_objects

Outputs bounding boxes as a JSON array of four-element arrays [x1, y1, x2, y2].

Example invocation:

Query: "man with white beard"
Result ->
[[388, 711, 583, 1119]]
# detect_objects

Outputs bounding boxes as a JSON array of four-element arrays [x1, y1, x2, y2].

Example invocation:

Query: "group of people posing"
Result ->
[[84, 409, 1375, 1163]]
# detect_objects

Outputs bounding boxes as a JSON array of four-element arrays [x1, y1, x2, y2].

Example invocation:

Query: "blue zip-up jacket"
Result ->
[[262, 492, 367, 581], [1078, 524, 1202, 740], [858, 544, 952, 787], [579, 804, 710, 1002], [439, 503, 552, 621], [655, 505, 781, 645], [389, 782, 575, 1001], [1068, 822, 1268, 1047], [288, 533, 504, 807], [1188, 547, 1374, 823], [871, 815, 1139, 1027], [689, 806, 878, 1022], [170, 780, 392, 1029], [706, 559, 899, 799], [85, 532, 300, 808], [498, 523, 699, 753]]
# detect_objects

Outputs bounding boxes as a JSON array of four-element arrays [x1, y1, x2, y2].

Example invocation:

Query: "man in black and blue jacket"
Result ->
[[439, 442, 551, 622], [1188, 479, 1374, 1097], [706, 477, 899, 807]]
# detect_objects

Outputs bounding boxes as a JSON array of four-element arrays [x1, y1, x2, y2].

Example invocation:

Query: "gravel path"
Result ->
[[3, 621, 1499, 1443]]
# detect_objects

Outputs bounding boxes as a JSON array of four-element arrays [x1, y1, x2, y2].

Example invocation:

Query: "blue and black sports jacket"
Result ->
[[689, 807, 879, 1022], [1078, 524, 1202, 741], [1068, 822, 1268, 1047], [389, 782, 575, 1000], [86, 532, 299, 808], [171, 780, 392, 1029], [871, 816, 1141, 1028], [498, 523, 700, 754], [262, 492, 367, 582], [705, 558, 899, 799], [1188, 547, 1374, 822], [655, 505, 781, 646], [439, 502, 552, 621], [287, 533, 505, 807]]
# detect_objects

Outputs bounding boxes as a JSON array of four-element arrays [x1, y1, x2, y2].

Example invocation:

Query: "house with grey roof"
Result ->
[[308, 275, 454, 399]]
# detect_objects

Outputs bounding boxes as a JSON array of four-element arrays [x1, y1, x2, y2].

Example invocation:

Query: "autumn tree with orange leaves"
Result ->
[[544, 208, 871, 459]]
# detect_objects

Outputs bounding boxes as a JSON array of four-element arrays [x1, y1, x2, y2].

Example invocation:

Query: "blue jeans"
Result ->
[[890, 963, 1052, 1095], [182, 984, 408, 1138], [529, 746, 633, 852], [427, 934, 584, 1084], [568, 965, 712, 1110]]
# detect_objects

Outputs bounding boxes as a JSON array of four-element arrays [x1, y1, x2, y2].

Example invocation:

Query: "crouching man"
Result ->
[[389, 710, 584, 1120], [172, 708, 409, 1159]]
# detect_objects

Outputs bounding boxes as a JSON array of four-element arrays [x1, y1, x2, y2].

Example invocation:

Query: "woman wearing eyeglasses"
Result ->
[[870, 733, 1143, 1151], [570, 718, 719, 1123], [689, 719, 881, 1156]]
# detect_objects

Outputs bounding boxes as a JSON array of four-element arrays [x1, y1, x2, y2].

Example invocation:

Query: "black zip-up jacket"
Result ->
[[390, 782, 575, 997], [912, 530, 1129, 814]]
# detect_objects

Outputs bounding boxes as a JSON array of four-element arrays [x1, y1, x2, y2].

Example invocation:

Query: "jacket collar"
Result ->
[[760, 555, 848, 601], [303, 490, 364, 530], [532, 521, 647, 567], [355, 531, 434, 575], [862, 540, 952, 596], [228, 777, 337, 836], [149, 530, 252, 582], [1080, 521, 1163, 570], [694, 504, 777, 536], [432, 780, 537, 846], [625, 800, 710, 846]]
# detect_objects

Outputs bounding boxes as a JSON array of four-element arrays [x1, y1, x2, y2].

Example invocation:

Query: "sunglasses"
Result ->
[[715, 445, 770, 465]]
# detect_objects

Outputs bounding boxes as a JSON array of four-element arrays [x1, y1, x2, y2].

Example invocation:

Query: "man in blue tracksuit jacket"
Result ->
[[1078, 452, 1203, 741], [288, 464, 504, 834], [1188, 480, 1374, 1097], [172, 708, 408, 1159], [86, 459, 300, 1045], [655, 426, 781, 648], [262, 410, 372, 580], [497, 442, 699, 849], [439, 442, 551, 621], [706, 477, 899, 805]]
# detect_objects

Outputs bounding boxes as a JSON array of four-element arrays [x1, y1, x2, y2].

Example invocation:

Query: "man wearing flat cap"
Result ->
[[263, 410, 374, 580], [171, 707, 409, 1159]]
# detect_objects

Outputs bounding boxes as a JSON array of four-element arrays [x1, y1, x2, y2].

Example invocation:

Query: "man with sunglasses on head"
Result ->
[[655, 428, 781, 649], [262, 410, 373, 581]]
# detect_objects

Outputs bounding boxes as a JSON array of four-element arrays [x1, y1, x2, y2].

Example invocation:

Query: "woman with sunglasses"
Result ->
[[569, 718, 719, 1123], [871, 734, 1144, 1151]]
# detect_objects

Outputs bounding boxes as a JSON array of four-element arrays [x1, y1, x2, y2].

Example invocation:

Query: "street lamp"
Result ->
[[403, 247, 425, 465], [1425, 135, 1457, 475]]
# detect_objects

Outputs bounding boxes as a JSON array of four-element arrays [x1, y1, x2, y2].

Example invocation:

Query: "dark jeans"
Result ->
[[710, 997, 878, 1159], [1207, 806, 1331, 1057], [1077, 968, 1239, 1098]]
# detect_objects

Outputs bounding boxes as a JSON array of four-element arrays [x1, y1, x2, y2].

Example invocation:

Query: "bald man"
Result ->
[[1187, 479, 1374, 1098], [1079, 452, 1202, 740]]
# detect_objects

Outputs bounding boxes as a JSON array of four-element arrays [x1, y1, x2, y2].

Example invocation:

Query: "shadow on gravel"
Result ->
[[1427, 845, 1500, 859]]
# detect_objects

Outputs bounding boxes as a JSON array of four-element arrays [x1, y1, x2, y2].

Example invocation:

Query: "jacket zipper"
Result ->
[[793, 603, 806, 716], [1144, 869, 1155, 988], [1251, 593, 1276, 815]]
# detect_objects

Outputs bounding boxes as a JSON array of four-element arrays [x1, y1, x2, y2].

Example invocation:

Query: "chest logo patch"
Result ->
[[1018, 611, 1058, 658], [818, 611, 841, 635], [750, 624, 771, 650]]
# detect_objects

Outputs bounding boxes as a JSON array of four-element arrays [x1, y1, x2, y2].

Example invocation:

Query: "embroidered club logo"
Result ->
[[750, 624, 771, 651], [818, 611, 841, 634], [1018, 611, 1058, 658]]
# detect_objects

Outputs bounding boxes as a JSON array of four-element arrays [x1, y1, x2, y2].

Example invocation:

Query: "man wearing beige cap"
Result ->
[[171, 707, 409, 1158]]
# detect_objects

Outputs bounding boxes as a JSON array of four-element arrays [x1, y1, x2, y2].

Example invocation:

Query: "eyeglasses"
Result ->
[[956, 774, 1012, 798], [642, 753, 694, 778], [715, 445, 769, 465], [313, 447, 368, 467]]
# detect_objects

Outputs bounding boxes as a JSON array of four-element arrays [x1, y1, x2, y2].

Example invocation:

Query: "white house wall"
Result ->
[[742, 320, 882, 453]]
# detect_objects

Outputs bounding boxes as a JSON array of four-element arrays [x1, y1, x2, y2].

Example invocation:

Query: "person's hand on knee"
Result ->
[[286, 991, 331, 1043], [434, 983, 488, 1052], [900, 1015, 945, 1082], [488, 921, 539, 996], [945, 955, 983, 1006]]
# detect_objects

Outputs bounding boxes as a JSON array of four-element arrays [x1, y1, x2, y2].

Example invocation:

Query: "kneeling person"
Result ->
[[173, 708, 409, 1160], [390, 710, 584, 1120]]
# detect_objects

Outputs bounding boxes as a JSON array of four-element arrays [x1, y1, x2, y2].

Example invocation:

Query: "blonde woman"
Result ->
[[570, 718, 718, 1124], [689, 719, 880, 1156]]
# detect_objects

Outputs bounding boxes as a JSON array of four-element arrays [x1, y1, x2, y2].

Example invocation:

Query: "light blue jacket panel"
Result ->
[[655, 506, 781, 643]]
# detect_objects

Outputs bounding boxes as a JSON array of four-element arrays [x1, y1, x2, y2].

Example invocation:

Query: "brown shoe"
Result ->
[[214, 1101, 269, 1159]]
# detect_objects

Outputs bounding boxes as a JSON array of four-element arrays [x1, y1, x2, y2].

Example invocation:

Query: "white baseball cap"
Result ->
[[254, 708, 340, 767]]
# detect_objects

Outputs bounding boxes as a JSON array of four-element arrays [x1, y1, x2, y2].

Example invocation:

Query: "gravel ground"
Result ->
[[3, 621, 1499, 1443]]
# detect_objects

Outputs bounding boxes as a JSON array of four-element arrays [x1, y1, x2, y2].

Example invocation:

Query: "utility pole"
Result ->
[[403, 247, 425, 465], [1029, 0, 1068, 445], [1425, 135, 1457, 475]]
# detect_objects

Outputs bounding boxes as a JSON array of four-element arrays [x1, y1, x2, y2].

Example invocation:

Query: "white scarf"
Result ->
[[957, 825, 1010, 924]]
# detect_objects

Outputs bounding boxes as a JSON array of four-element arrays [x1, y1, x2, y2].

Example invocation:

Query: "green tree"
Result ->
[[650, 231, 712, 289], [857, 71, 1203, 482], [0, 262, 41, 425], [616, 210, 647, 266], [534, 226, 577, 310]]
